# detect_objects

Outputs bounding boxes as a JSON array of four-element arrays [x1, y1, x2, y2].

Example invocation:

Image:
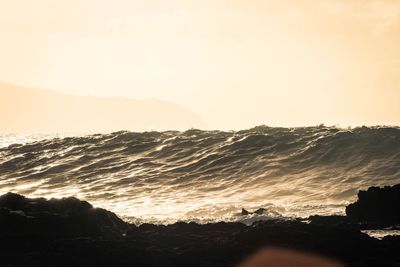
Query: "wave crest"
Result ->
[[1, 126, 399, 223]]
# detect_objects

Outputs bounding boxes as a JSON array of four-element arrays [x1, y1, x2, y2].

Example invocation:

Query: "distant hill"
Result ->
[[0, 83, 205, 133]]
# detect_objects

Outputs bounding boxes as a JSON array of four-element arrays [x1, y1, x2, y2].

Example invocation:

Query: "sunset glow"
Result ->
[[1, 0, 399, 130]]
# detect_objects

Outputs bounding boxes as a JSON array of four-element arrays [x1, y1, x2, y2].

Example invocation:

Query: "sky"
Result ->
[[1, 0, 400, 130]]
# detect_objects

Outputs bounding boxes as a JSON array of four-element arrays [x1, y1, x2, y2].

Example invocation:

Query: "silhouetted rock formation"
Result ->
[[0, 189, 399, 267], [241, 208, 267, 216], [241, 208, 250, 215], [308, 215, 350, 227], [0, 192, 128, 238], [346, 184, 400, 226]]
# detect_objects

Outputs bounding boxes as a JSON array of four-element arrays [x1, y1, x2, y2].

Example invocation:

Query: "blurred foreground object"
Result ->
[[238, 247, 343, 267]]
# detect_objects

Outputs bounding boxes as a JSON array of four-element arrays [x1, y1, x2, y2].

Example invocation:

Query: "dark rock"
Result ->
[[0, 192, 26, 209], [346, 184, 400, 226], [0, 192, 399, 267], [241, 208, 266, 215], [241, 208, 249, 215], [308, 215, 350, 226], [254, 208, 266, 215], [0, 192, 129, 238]]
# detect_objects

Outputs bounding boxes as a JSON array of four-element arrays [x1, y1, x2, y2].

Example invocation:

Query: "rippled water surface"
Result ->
[[1, 126, 399, 223]]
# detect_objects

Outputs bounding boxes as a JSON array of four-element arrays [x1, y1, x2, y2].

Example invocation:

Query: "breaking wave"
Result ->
[[1, 126, 399, 223]]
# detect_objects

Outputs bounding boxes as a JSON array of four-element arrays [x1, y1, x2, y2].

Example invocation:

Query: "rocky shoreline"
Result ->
[[1, 184, 399, 267]]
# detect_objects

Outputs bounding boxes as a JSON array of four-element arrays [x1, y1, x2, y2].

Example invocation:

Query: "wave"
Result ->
[[1, 126, 399, 223]]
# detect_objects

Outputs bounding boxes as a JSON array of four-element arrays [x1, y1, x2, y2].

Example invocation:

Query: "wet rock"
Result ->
[[242, 208, 250, 215], [253, 208, 266, 215], [308, 215, 350, 226], [346, 184, 400, 226], [0, 192, 129, 238], [0, 192, 399, 267], [241, 208, 267, 215]]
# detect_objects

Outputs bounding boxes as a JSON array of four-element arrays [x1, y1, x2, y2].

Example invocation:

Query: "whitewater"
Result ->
[[1, 126, 399, 224]]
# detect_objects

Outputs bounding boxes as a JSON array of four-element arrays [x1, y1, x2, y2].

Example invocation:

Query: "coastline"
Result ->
[[0, 185, 399, 266]]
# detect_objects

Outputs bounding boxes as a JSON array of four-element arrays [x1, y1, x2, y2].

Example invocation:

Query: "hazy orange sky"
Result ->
[[1, 0, 399, 130]]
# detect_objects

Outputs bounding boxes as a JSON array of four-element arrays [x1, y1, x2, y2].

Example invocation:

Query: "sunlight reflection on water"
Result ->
[[1, 126, 399, 224]]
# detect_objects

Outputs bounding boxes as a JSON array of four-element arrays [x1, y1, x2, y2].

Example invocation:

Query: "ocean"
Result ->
[[1, 126, 399, 224]]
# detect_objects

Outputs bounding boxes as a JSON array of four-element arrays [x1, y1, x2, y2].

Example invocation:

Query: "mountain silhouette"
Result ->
[[0, 83, 205, 133]]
